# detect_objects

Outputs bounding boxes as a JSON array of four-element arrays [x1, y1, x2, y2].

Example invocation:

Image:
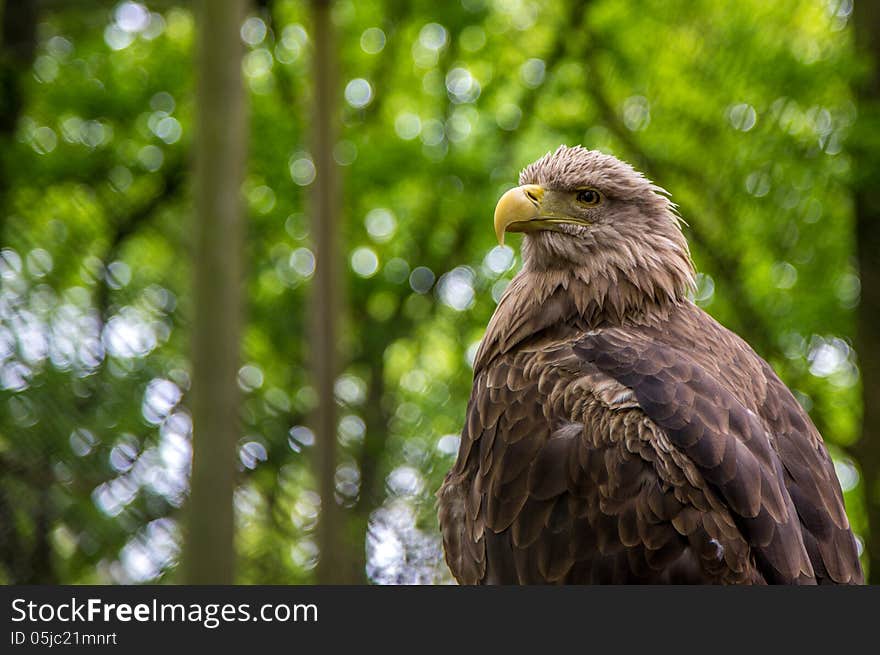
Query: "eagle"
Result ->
[[437, 145, 863, 584]]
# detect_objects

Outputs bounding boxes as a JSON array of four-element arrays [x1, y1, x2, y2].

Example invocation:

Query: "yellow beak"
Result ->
[[493, 185, 544, 245]]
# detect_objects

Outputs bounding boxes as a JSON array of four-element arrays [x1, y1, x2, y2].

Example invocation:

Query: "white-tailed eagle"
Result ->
[[438, 146, 863, 584]]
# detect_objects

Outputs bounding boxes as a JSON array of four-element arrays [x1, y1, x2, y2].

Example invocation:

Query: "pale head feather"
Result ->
[[476, 145, 696, 371]]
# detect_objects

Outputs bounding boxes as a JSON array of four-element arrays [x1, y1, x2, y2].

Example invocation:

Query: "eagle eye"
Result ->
[[576, 189, 601, 205]]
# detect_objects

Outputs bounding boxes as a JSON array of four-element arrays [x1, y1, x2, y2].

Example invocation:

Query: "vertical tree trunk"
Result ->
[[0, 0, 41, 583], [854, 0, 880, 583], [310, 0, 348, 584], [184, 0, 248, 585]]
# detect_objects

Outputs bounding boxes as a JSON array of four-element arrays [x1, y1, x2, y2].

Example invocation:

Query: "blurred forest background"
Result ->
[[1, 0, 879, 585]]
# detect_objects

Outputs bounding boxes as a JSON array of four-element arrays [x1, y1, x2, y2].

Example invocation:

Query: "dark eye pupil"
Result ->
[[577, 190, 599, 204]]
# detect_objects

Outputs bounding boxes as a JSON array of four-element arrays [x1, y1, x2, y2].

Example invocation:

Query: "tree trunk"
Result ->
[[184, 0, 248, 584], [310, 0, 352, 584], [854, 0, 880, 583], [0, 0, 41, 583]]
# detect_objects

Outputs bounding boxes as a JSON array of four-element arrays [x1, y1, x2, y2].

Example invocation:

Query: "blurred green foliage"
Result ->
[[0, 0, 869, 583]]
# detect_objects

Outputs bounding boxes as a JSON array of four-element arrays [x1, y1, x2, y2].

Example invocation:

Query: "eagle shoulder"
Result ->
[[573, 318, 863, 584]]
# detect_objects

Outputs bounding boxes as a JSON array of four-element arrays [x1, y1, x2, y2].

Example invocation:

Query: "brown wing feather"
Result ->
[[572, 313, 863, 584], [440, 341, 751, 584]]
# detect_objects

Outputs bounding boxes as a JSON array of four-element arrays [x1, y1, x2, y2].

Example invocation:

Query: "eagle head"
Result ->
[[495, 145, 695, 307]]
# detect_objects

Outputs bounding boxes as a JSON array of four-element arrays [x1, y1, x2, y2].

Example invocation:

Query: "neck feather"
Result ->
[[474, 253, 694, 372]]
